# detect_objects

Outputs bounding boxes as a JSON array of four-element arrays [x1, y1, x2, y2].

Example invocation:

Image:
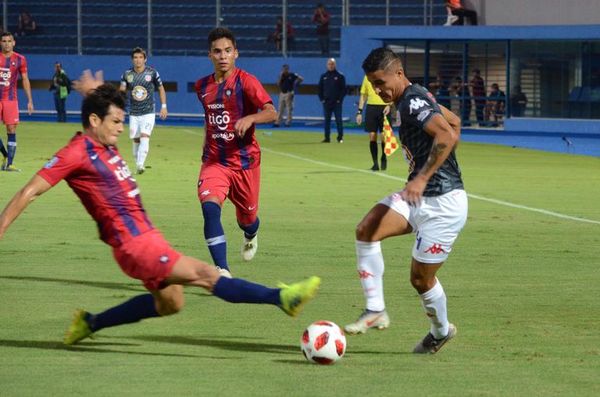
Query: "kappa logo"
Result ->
[[424, 243, 446, 255], [159, 255, 170, 264], [200, 189, 211, 196], [409, 98, 428, 114], [358, 270, 374, 279]]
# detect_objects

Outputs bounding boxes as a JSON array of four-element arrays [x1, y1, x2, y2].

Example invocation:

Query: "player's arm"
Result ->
[[356, 94, 367, 124], [234, 103, 276, 137], [73, 70, 104, 96], [21, 72, 34, 115], [400, 107, 460, 206], [0, 175, 52, 240], [158, 85, 168, 120]]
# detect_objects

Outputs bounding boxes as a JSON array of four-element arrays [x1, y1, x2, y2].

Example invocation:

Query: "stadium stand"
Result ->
[[8, 0, 445, 56]]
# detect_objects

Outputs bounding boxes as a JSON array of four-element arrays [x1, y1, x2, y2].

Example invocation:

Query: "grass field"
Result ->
[[1, 122, 599, 396]]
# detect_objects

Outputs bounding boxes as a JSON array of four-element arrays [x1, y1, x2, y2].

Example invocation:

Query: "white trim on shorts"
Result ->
[[378, 189, 468, 263], [129, 113, 156, 139]]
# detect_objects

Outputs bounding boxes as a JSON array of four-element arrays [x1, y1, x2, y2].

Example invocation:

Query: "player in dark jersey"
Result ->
[[0, 71, 319, 345], [0, 32, 34, 172], [120, 47, 167, 174], [195, 28, 277, 277], [344, 48, 468, 355]]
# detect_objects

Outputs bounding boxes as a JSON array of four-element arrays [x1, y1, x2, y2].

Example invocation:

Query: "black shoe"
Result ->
[[370, 164, 380, 171], [381, 157, 387, 171], [321, 139, 331, 143]]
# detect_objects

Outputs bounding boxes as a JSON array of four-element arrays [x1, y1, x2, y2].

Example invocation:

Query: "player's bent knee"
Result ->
[[154, 285, 185, 316]]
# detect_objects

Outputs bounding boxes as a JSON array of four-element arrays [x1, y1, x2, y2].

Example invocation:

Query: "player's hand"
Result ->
[[159, 108, 168, 120], [399, 177, 427, 207], [383, 105, 390, 116], [73, 70, 104, 96], [355, 114, 362, 124], [27, 101, 33, 115], [234, 116, 254, 138]]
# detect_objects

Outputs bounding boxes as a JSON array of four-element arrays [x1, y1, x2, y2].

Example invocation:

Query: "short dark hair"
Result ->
[[1, 32, 14, 39], [131, 47, 147, 59], [208, 27, 237, 49], [81, 84, 126, 128], [362, 47, 402, 74]]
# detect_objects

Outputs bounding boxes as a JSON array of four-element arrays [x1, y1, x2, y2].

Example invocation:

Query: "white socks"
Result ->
[[137, 137, 150, 168], [419, 278, 449, 339], [132, 141, 140, 164], [355, 240, 385, 312]]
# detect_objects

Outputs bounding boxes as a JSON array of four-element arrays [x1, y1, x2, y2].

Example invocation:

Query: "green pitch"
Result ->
[[1, 122, 599, 396]]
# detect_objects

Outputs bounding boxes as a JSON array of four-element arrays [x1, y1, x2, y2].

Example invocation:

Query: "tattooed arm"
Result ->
[[400, 105, 460, 205]]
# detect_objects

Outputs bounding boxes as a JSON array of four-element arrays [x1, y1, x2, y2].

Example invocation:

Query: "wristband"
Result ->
[[161, 104, 167, 109], [357, 109, 363, 114]]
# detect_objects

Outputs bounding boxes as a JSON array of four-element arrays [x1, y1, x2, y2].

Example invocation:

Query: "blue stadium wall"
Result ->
[[21, 24, 600, 132]]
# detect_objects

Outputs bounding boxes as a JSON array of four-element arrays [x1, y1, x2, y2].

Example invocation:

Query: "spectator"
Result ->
[[312, 3, 330, 55], [49, 62, 71, 123], [268, 17, 295, 52], [318, 58, 345, 143], [445, 0, 478, 25], [429, 74, 451, 109], [486, 83, 506, 126], [470, 69, 486, 125], [453, 76, 471, 126], [16, 10, 37, 36], [275, 64, 303, 127], [510, 85, 528, 117]]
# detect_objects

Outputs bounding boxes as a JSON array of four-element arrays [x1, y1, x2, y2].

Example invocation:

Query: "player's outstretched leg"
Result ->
[[277, 276, 321, 317], [64, 294, 160, 345]]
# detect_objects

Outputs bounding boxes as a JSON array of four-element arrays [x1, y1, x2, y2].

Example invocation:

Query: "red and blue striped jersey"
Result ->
[[0, 52, 27, 101], [195, 68, 272, 170], [37, 133, 154, 247]]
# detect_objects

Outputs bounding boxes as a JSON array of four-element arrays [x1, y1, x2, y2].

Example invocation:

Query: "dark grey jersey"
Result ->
[[396, 84, 464, 197], [120, 66, 163, 116]]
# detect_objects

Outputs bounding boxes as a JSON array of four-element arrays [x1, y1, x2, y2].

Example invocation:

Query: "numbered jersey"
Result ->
[[0, 52, 27, 101], [120, 66, 163, 116], [397, 84, 463, 196], [37, 133, 154, 247], [195, 68, 272, 170]]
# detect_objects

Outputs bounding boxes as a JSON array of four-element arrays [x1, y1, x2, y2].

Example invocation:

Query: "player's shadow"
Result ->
[[0, 275, 211, 298], [129, 334, 298, 354], [0, 339, 204, 358]]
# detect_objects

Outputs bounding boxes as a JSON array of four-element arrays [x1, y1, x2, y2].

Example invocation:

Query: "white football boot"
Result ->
[[241, 235, 258, 261], [344, 309, 390, 335]]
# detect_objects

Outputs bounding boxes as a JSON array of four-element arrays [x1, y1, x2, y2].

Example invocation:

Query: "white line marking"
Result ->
[[173, 127, 599, 225], [262, 147, 600, 225]]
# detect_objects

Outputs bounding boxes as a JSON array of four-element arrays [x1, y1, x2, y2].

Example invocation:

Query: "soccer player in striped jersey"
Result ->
[[120, 47, 167, 174], [0, 71, 320, 345], [195, 28, 277, 276], [0, 32, 34, 172]]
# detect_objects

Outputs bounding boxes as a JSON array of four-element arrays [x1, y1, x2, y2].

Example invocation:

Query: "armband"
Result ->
[[161, 104, 167, 109]]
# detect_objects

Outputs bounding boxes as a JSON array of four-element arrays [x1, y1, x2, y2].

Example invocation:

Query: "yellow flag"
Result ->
[[382, 116, 399, 156]]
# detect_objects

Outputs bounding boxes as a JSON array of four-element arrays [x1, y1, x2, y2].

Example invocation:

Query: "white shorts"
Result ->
[[379, 189, 468, 264], [129, 113, 156, 139]]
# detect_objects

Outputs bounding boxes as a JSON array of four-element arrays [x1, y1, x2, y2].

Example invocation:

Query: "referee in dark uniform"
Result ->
[[318, 58, 346, 143]]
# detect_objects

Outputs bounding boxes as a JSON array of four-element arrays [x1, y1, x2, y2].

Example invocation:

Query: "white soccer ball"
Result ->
[[301, 320, 347, 365]]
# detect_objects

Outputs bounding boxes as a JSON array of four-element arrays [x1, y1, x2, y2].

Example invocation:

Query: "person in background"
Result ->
[[510, 85, 528, 117], [120, 47, 167, 175], [356, 75, 390, 171], [486, 83, 506, 126], [445, 0, 478, 25], [312, 3, 330, 55], [16, 10, 37, 36], [318, 58, 346, 143], [275, 64, 303, 127], [0, 32, 34, 172], [470, 69, 486, 126], [49, 62, 71, 123]]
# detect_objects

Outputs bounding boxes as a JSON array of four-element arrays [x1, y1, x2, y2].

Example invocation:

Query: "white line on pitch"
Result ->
[[262, 147, 600, 225]]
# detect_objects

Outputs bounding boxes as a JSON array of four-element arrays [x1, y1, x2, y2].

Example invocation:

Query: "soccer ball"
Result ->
[[301, 320, 347, 365]]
